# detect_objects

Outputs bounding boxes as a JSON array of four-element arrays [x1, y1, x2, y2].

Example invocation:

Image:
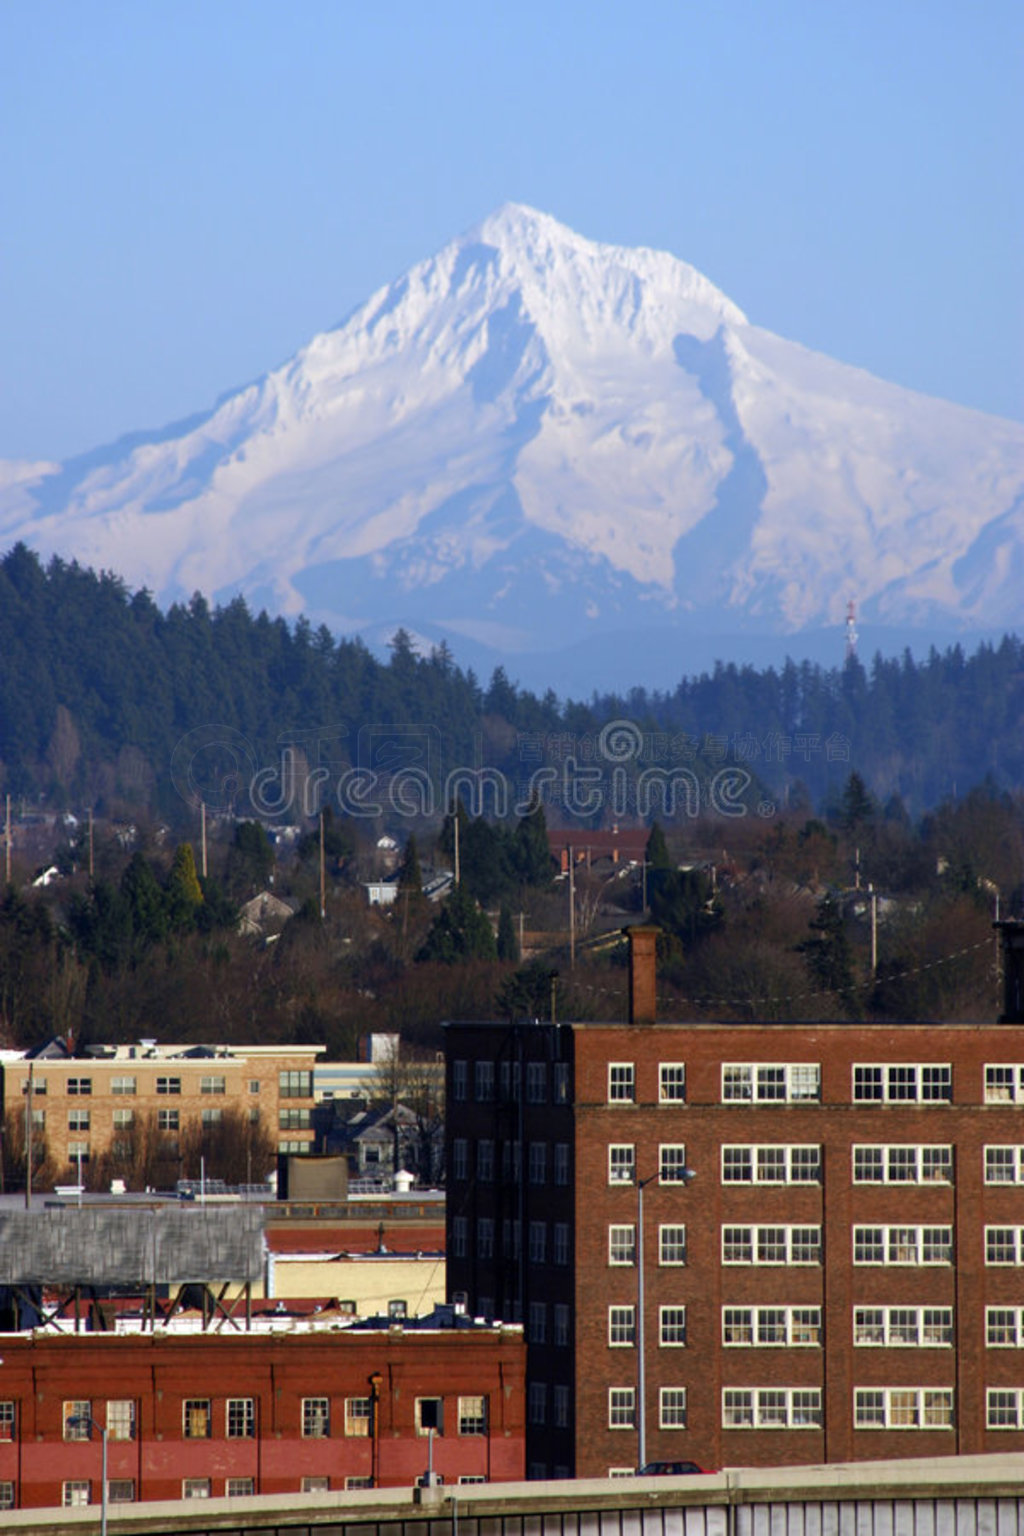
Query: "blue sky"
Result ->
[[1, 0, 1020, 462]]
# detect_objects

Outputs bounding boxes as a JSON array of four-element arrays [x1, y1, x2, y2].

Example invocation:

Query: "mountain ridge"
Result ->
[[2, 204, 1023, 681]]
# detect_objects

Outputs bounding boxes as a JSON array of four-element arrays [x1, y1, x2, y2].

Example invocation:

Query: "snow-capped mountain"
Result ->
[[3, 203, 1023, 681]]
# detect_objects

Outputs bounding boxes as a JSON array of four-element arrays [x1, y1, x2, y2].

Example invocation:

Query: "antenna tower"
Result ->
[[844, 598, 859, 664]]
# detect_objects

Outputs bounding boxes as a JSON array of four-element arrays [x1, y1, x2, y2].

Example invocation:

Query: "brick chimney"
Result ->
[[623, 925, 660, 1025], [995, 920, 1024, 1022]]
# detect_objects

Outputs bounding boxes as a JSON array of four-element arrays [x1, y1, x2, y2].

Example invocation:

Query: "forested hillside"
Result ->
[[2, 544, 1023, 821]]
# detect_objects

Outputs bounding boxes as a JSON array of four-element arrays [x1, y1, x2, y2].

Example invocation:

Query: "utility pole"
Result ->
[[319, 810, 326, 919], [568, 847, 575, 968], [454, 810, 460, 887], [25, 1061, 34, 1210]]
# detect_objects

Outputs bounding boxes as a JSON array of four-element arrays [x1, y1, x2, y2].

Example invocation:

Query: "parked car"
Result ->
[[637, 1460, 715, 1476]]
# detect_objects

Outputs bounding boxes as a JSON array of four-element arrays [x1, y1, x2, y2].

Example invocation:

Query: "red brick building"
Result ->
[[445, 928, 1024, 1478], [0, 1321, 525, 1511]]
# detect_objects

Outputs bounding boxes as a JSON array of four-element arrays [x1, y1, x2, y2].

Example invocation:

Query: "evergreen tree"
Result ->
[[645, 821, 672, 870], [167, 842, 203, 930], [800, 891, 857, 1001], [496, 904, 520, 963], [416, 885, 497, 964], [513, 792, 552, 887], [399, 834, 423, 893]]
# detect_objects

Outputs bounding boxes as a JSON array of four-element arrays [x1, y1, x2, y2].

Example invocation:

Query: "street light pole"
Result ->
[[637, 1165, 695, 1473], [68, 1415, 107, 1536]]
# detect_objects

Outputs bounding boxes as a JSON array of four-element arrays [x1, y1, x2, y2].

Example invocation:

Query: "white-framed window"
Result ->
[[183, 1478, 211, 1498], [659, 1063, 686, 1103], [474, 1060, 495, 1102], [0, 1401, 14, 1441], [853, 1144, 952, 1183], [63, 1481, 91, 1506], [302, 1397, 330, 1437], [156, 1075, 180, 1094], [608, 1305, 635, 1346], [108, 1479, 135, 1503], [451, 1216, 467, 1258], [476, 1139, 494, 1181], [554, 1303, 571, 1346], [608, 1063, 635, 1103], [659, 1143, 689, 1182], [722, 1144, 820, 1183], [526, 1061, 547, 1103], [722, 1063, 820, 1103], [854, 1388, 954, 1428], [608, 1143, 635, 1184], [458, 1395, 488, 1434], [346, 1475, 373, 1489], [63, 1400, 91, 1440], [528, 1142, 547, 1184], [158, 1107, 179, 1130], [452, 1138, 468, 1181], [554, 1385, 570, 1428], [554, 1142, 570, 1184], [106, 1399, 135, 1440], [67, 1077, 92, 1096], [415, 1397, 444, 1434], [722, 1388, 821, 1428], [722, 1306, 821, 1346], [722, 1225, 821, 1265], [528, 1220, 547, 1263], [202, 1106, 223, 1127], [985, 1146, 1024, 1184], [452, 1060, 467, 1101], [853, 1225, 952, 1265], [987, 1307, 1024, 1346], [500, 1060, 521, 1103], [501, 1139, 521, 1183], [503, 1219, 521, 1259], [854, 1307, 953, 1346], [111, 1075, 136, 1095], [529, 1302, 547, 1343], [608, 1224, 636, 1265], [529, 1383, 547, 1425], [554, 1062, 570, 1102], [987, 1389, 1024, 1427], [67, 1139, 90, 1163], [227, 1406, 254, 1437], [554, 1222, 570, 1264], [302, 1477, 329, 1492], [0, 1481, 14, 1510], [659, 1387, 687, 1428], [659, 1224, 686, 1265], [345, 1397, 371, 1436], [227, 1478, 254, 1497], [200, 1074, 226, 1095], [853, 1064, 952, 1103], [986, 1226, 1024, 1265], [608, 1387, 635, 1428], [476, 1217, 494, 1259], [68, 1108, 90, 1132], [985, 1064, 1024, 1103], [112, 1107, 134, 1133], [183, 1399, 211, 1438], [659, 1305, 687, 1345]]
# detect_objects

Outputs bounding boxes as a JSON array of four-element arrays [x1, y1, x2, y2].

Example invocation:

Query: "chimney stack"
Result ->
[[995, 921, 1024, 1023], [624, 925, 660, 1025]]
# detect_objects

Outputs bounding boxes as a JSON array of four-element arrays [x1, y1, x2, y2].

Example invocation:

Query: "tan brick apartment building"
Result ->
[[445, 929, 1024, 1478], [0, 1041, 324, 1175]]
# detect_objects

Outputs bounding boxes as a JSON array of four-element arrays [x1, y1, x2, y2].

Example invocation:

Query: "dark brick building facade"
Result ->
[[445, 933, 1024, 1478]]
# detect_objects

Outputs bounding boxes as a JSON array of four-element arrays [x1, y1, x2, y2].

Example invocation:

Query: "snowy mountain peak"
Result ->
[[1, 207, 1023, 688]]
